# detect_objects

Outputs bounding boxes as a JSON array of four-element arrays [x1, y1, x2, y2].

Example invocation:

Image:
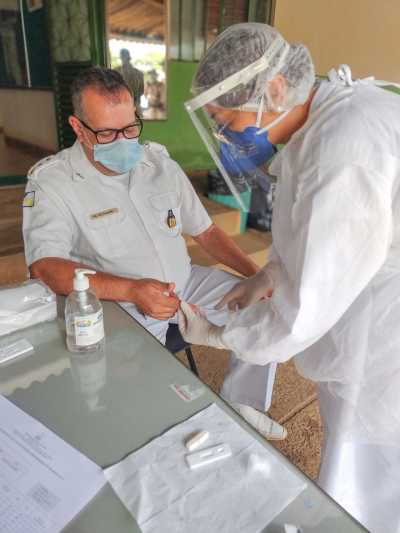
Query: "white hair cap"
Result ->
[[192, 23, 315, 112]]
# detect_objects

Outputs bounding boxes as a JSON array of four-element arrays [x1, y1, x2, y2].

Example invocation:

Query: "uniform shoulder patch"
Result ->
[[27, 155, 59, 180], [23, 191, 35, 208]]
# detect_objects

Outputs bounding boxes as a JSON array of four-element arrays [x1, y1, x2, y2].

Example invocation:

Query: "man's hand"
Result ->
[[215, 270, 273, 311], [131, 279, 180, 320], [29, 258, 180, 320]]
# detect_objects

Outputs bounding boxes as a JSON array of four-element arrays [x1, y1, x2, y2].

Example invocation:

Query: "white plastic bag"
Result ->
[[0, 280, 57, 336]]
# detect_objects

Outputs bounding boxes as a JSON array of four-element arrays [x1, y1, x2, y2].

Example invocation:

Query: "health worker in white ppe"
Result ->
[[180, 22, 400, 533]]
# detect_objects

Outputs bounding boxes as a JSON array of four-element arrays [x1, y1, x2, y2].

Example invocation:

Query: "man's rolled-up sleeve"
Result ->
[[23, 182, 74, 267]]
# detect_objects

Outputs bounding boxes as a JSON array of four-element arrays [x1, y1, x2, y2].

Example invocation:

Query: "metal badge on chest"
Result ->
[[167, 209, 177, 228]]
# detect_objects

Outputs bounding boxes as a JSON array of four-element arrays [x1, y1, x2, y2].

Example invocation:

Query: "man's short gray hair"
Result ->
[[71, 66, 131, 118]]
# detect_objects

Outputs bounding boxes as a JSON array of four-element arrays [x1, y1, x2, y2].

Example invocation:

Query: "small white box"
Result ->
[[185, 443, 232, 470]]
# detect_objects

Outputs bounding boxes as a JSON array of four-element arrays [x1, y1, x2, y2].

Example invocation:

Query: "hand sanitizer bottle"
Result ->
[[65, 269, 104, 353]]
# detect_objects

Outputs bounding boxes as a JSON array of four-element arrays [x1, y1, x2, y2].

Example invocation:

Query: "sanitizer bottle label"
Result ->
[[74, 310, 104, 346]]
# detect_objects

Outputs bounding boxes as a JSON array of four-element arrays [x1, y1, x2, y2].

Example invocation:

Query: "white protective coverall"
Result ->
[[219, 78, 400, 532]]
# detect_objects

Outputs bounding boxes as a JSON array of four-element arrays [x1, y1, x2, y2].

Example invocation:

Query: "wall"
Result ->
[[142, 60, 214, 171], [0, 60, 213, 172], [274, 0, 400, 82], [0, 88, 58, 151]]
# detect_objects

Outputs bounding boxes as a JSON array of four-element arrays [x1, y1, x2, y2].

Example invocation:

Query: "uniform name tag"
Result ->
[[90, 208, 119, 220]]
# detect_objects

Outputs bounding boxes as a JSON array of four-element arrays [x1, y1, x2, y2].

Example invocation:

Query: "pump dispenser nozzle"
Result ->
[[73, 269, 96, 292]]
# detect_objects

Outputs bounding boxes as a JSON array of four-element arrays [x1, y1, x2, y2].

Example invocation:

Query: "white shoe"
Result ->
[[233, 403, 287, 441]]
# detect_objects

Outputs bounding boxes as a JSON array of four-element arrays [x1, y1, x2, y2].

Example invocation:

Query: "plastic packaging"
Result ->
[[65, 269, 104, 353], [0, 338, 34, 364], [185, 443, 232, 470], [0, 280, 56, 337]]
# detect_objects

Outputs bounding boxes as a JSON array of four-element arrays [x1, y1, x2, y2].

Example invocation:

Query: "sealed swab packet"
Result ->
[[0, 338, 34, 365]]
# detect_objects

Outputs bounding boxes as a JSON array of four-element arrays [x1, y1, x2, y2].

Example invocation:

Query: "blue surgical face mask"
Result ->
[[219, 126, 277, 176], [93, 137, 143, 174]]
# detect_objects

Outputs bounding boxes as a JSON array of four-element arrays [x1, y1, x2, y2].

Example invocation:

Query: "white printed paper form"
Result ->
[[0, 395, 106, 533]]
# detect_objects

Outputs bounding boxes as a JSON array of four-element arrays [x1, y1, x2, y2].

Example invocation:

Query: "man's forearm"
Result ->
[[193, 224, 259, 277], [30, 257, 138, 302]]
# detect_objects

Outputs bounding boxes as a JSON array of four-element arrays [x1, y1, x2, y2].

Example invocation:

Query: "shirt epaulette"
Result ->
[[27, 155, 59, 181], [145, 141, 170, 158]]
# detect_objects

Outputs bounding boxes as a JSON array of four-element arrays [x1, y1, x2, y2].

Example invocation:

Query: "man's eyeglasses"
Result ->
[[77, 114, 143, 144]]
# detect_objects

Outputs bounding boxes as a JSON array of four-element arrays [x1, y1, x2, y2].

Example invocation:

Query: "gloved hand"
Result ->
[[215, 268, 273, 311], [178, 301, 227, 349]]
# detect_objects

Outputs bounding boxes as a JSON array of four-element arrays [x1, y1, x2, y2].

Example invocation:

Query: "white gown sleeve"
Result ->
[[221, 164, 393, 365]]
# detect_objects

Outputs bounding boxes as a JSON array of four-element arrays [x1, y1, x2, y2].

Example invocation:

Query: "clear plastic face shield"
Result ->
[[185, 36, 290, 211]]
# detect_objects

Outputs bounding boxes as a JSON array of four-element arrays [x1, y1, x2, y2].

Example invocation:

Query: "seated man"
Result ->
[[22, 67, 285, 439]]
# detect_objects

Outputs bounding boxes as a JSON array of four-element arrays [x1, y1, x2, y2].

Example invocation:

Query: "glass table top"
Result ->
[[0, 300, 367, 532]]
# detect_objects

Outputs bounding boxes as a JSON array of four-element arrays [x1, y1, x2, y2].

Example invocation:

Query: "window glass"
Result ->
[[0, 0, 28, 86], [106, 0, 167, 120]]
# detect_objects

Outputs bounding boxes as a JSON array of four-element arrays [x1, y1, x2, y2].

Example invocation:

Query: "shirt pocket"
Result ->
[[148, 192, 182, 237], [85, 207, 127, 256]]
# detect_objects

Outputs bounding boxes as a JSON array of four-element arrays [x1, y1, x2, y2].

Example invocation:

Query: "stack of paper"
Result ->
[[0, 395, 106, 532]]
